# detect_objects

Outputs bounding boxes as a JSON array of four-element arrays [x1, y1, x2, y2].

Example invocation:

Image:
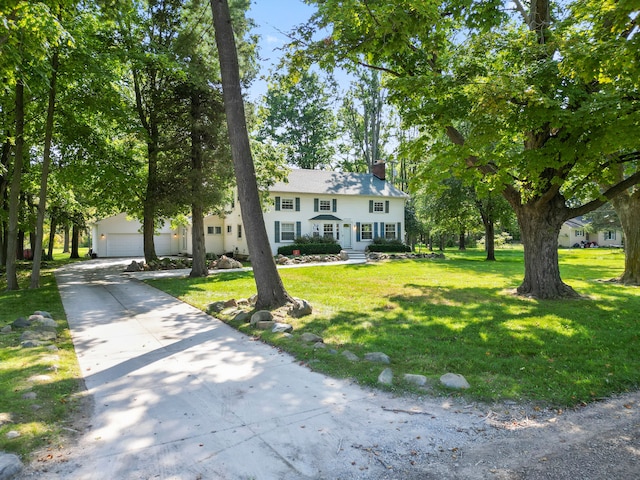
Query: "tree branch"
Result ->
[[512, 0, 530, 24], [569, 169, 640, 219]]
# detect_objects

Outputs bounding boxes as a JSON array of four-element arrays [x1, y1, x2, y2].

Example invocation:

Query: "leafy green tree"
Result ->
[[337, 68, 390, 173], [299, 0, 640, 298], [258, 70, 337, 169]]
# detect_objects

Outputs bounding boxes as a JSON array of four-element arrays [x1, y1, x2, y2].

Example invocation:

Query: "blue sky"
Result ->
[[246, 0, 317, 99]]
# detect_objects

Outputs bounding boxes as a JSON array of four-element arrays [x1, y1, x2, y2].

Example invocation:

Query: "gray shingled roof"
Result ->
[[269, 169, 409, 198]]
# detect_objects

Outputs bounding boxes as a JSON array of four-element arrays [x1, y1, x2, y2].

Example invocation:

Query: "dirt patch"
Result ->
[[15, 390, 639, 480]]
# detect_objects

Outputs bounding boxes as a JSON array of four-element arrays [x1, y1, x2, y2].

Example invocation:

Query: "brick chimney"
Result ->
[[372, 161, 386, 181]]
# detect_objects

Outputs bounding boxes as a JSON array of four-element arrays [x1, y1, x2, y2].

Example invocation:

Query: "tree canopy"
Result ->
[[296, 0, 640, 297]]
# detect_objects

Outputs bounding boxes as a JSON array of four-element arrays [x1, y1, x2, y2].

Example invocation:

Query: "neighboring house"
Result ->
[[91, 213, 181, 258], [558, 216, 624, 248], [92, 163, 409, 257]]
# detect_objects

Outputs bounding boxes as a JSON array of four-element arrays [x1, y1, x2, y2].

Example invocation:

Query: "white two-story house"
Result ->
[[92, 163, 409, 257]]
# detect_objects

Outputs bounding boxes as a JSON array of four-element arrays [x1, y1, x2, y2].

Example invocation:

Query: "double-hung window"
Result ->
[[281, 222, 295, 241], [319, 200, 331, 211], [323, 223, 334, 238], [384, 223, 396, 240], [361, 223, 373, 240], [281, 198, 294, 210]]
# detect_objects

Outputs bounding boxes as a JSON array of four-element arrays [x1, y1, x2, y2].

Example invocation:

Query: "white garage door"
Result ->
[[155, 234, 172, 255], [106, 234, 144, 257]]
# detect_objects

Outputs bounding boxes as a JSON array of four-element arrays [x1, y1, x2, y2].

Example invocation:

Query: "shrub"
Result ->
[[277, 243, 342, 255], [366, 237, 411, 253]]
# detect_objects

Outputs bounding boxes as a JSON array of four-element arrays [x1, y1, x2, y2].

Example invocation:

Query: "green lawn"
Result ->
[[0, 250, 88, 459], [148, 247, 638, 407]]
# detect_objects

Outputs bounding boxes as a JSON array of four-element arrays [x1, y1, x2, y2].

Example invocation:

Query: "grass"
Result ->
[[148, 246, 639, 407], [0, 250, 88, 459]]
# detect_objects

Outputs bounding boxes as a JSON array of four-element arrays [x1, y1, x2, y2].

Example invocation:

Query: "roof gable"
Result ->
[[270, 169, 409, 198]]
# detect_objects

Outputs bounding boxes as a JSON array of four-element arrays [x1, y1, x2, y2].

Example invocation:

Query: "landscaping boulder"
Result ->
[[215, 255, 243, 269], [404, 374, 427, 387], [300, 332, 323, 343], [125, 260, 143, 272], [0, 326, 10, 334], [0, 452, 23, 479], [342, 350, 360, 362], [289, 298, 313, 318], [378, 368, 394, 385], [207, 301, 226, 314], [34, 310, 52, 319], [255, 321, 275, 330], [272, 323, 293, 334], [364, 352, 391, 364], [440, 373, 470, 389], [339, 250, 349, 261], [250, 310, 273, 326], [20, 331, 56, 342], [11, 317, 30, 328]]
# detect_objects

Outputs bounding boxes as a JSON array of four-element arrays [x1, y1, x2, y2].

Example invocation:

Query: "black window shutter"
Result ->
[[314, 198, 319, 212], [369, 200, 374, 213], [332, 199, 337, 212], [295, 197, 300, 211], [274, 221, 280, 243], [397, 222, 401, 239], [296, 221, 301, 237], [275, 196, 281, 211], [385, 200, 389, 213]]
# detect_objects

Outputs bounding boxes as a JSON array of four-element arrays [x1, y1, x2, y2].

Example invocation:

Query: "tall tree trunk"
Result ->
[[514, 202, 578, 298], [31, 50, 59, 288], [611, 192, 640, 285], [70, 222, 80, 259], [189, 89, 208, 278], [6, 80, 25, 290], [484, 219, 496, 261], [63, 223, 69, 252], [47, 215, 57, 260], [210, 0, 292, 309], [458, 229, 466, 250]]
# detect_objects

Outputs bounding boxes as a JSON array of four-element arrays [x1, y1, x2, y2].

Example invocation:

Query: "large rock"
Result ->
[[20, 331, 56, 342], [250, 310, 273, 326], [289, 298, 312, 318], [404, 374, 427, 386], [378, 368, 394, 385], [342, 350, 360, 362], [272, 323, 293, 333], [215, 255, 243, 269], [34, 310, 53, 319], [124, 260, 143, 272], [440, 373, 470, 389], [30, 316, 56, 329], [364, 352, 391, 364], [11, 317, 30, 328], [0, 452, 23, 479], [300, 332, 323, 343], [339, 250, 349, 261]]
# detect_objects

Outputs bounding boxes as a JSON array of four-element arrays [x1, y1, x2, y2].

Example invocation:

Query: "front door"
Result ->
[[342, 223, 352, 248]]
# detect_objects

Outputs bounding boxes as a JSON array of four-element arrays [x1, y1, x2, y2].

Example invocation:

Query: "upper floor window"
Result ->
[[207, 226, 214, 235], [319, 200, 331, 211], [237, 225, 242, 239], [281, 198, 294, 210], [373, 201, 384, 212]]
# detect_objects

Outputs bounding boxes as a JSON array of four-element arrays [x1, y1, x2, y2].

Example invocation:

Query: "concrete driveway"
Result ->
[[20, 258, 478, 480]]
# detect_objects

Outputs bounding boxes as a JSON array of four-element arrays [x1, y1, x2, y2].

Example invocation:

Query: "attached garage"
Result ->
[[92, 213, 178, 258], [106, 234, 143, 257]]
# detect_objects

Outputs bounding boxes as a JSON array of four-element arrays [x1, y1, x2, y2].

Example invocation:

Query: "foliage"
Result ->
[[0, 255, 85, 459], [149, 247, 637, 406], [294, 0, 640, 298], [277, 235, 341, 255], [257, 70, 338, 169], [366, 237, 411, 253]]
